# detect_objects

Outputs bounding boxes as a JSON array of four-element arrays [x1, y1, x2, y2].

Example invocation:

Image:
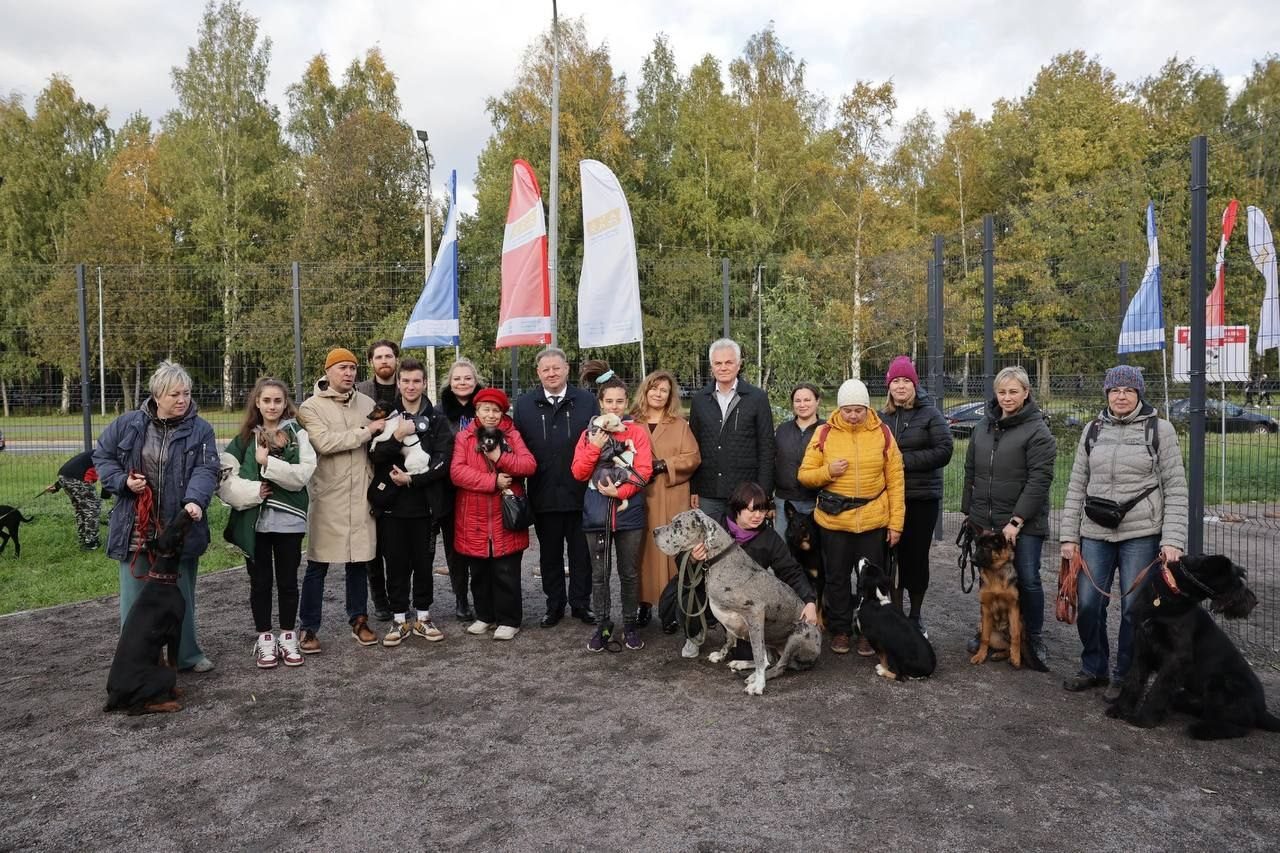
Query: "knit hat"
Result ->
[[472, 388, 510, 413], [1103, 364, 1145, 396], [886, 356, 919, 388], [324, 347, 358, 370], [837, 379, 871, 408]]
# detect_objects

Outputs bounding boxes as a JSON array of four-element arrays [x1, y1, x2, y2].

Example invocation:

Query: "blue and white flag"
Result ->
[[402, 170, 460, 347], [1118, 201, 1165, 353]]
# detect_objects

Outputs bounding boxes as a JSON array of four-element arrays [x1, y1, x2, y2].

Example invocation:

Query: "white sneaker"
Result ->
[[681, 639, 701, 659], [493, 625, 519, 641], [255, 632, 279, 669], [278, 631, 304, 666], [466, 620, 493, 635]]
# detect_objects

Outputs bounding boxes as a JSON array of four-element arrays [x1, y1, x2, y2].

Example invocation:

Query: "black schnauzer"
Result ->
[[1107, 554, 1280, 739], [104, 513, 193, 714]]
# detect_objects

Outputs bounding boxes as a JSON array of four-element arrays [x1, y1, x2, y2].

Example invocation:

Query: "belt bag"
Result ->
[[1083, 485, 1157, 529], [816, 488, 883, 516]]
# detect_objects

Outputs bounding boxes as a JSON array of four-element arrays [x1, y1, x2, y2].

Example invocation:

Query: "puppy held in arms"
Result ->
[[1107, 554, 1280, 740], [104, 513, 194, 715], [855, 558, 935, 680], [367, 406, 431, 474], [653, 509, 822, 696], [588, 413, 641, 511], [970, 531, 1048, 672]]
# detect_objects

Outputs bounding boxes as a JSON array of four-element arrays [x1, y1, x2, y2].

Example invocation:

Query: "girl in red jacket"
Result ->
[[571, 364, 653, 652], [449, 388, 537, 641]]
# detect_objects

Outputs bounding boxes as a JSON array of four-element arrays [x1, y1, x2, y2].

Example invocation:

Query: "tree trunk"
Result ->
[[120, 372, 133, 412], [1038, 353, 1051, 400], [60, 374, 71, 415], [1, 378, 8, 418]]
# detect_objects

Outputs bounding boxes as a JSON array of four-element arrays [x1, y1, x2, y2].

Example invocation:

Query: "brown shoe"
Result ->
[[351, 616, 378, 646], [831, 633, 850, 654], [857, 636, 875, 657], [299, 630, 322, 655]]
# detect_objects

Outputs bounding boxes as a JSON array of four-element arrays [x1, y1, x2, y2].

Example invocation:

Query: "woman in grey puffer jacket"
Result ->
[[962, 366, 1057, 662], [1059, 365, 1187, 695]]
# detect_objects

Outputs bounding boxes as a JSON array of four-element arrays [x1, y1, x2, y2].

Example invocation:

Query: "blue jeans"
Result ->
[[1013, 533, 1045, 637], [118, 554, 204, 669], [696, 496, 727, 524], [772, 498, 815, 540], [298, 560, 370, 632], [1076, 534, 1159, 679]]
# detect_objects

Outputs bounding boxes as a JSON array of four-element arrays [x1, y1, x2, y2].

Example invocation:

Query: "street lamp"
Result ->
[[415, 128, 438, 399]]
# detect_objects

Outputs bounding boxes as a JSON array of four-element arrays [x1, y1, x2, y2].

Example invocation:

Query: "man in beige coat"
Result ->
[[296, 347, 387, 653]]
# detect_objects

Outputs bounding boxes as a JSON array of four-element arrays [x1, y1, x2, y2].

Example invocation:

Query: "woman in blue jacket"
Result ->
[[93, 361, 221, 672]]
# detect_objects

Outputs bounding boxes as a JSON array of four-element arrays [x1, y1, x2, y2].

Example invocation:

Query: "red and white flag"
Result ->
[[496, 159, 552, 348], [1208, 199, 1239, 342]]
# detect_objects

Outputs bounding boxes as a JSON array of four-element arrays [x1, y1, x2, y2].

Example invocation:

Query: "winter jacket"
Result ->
[[689, 378, 776, 499], [450, 415, 538, 558], [962, 397, 1057, 538], [1060, 404, 1188, 549], [881, 390, 954, 501], [774, 418, 820, 502], [218, 420, 316, 556], [296, 378, 378, 563], [798, 409, 905, 534], [436, 385, 480, 436], [736, 523, 816, 603], [367, 398, 456, 520], [570, 416, 654, 532], [94, 398, 221, 561], [512, 385, 599, 513]]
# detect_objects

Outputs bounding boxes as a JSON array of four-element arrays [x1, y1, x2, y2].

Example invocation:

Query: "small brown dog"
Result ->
[[970, 531, 1023, 668]]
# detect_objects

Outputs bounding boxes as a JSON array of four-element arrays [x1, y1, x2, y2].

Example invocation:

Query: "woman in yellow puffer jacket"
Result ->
[[798, 379, 905, 656]]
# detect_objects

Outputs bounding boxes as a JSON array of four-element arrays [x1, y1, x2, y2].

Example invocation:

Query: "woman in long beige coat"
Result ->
[[630, 370, 701, 626]]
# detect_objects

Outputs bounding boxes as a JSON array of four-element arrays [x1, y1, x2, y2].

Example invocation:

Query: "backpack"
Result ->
[[1083, 416, 1159, 460], [816, 421, 893, 458]]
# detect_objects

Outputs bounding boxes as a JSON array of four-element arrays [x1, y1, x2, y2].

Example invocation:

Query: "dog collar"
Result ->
[[699, 543, 737, 567], [1153, 564, 1182, 607], [147, 570, 180, 585]]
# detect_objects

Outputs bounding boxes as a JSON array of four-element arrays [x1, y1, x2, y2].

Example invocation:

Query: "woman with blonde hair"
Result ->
[[630, 370, 700, 630]]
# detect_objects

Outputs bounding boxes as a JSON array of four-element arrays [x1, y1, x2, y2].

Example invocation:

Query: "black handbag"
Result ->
[[1083, 485, 1157, 529], [816, 488, 882, 516], [500, 487, 534, 531]]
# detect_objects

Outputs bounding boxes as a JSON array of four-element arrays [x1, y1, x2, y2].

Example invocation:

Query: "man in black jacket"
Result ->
[[689, 338, 775, 522], [356, 338, 400, 620], [367, 358, 455, 647], [512, 347, 600, 627]]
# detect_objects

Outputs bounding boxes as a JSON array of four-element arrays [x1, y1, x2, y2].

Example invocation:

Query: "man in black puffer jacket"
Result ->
[[689, 338, 775, 522]]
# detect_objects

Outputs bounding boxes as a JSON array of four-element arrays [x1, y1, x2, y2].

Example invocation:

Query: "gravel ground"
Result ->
[[2, 536, 1278, 851]]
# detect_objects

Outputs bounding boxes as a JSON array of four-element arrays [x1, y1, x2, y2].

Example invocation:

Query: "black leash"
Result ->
[[956, 522, 978, 594], [599, 521, 622, 653]]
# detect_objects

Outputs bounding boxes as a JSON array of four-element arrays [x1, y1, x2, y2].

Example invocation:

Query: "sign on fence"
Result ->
[[1173, 325, 1250, 382]]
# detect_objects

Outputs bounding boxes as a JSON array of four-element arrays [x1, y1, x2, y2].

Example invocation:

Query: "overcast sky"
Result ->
[[3, 0, 1277, 214]]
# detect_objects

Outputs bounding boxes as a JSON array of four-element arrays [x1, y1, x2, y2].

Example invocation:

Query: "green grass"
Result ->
[[1, 411, 244, 441], [941, 430, 1280, 513], [0, 453, 245, 615]]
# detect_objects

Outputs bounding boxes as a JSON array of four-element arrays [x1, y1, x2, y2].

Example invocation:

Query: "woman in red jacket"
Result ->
[[450, 388, 537, 641], [571, 363, 653, 653]]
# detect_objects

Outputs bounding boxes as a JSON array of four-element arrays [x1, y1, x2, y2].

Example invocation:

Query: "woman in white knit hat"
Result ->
[[798, 378, 905, 656]]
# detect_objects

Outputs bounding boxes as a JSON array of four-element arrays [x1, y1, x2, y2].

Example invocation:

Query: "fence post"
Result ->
[[1188, 135, 1208, 555], [722, 258, 730, 338], [983, 214, 995, 399], [76, 264, 93, 451], [291, 262, 304, 404], [928, 237, 945, 540], [1119, 260, 1130, 315]]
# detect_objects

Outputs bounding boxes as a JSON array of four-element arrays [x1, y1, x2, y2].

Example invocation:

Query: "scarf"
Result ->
[[725, 517, 760, 545]]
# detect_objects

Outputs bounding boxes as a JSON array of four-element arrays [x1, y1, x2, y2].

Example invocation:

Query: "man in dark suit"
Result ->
[[688, 338, 776, 522], [512, 347, 599, 627]]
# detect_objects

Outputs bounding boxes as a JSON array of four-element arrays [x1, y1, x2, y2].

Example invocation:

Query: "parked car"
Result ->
[[943, 401, 986, 439], [0, 429, 5, 452], [1167, 398, 1279, 434]]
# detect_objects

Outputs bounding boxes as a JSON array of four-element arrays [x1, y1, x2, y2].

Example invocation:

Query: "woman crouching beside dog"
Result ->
[[798, 379, 905, 657], [449, 388, 537, 641], [93, 360, 221, 672], [962, 365, 1057, 665], [1059, 365, 1186, 698], [219, 378, 316, 669], [571, 362, 654, 653]]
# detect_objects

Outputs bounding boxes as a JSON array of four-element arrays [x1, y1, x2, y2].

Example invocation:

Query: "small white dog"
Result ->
[[369, 412, 431, 474]]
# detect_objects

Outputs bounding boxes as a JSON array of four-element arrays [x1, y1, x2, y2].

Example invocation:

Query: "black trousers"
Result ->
[[535, 510, 592, 614], [820, 527, 887, 636], [368, 536, 390, 611], [471, 552, 523, 628], [247, 531, 303, 633], [436, 514, 470, 606], [897, 499, 940, 601], [377, 515, 435, 615]]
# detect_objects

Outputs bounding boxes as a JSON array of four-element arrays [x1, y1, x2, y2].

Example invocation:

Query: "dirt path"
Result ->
[[3, 538, 1278, 851]]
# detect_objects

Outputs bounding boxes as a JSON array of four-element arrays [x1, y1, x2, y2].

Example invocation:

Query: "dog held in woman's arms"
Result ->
[[1106, 554, 1280, 739]]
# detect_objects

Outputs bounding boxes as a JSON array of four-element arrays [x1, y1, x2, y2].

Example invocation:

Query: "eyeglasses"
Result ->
[[1107, 387, 1139, 396]]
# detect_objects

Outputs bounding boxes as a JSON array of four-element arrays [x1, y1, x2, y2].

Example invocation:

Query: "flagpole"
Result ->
[[547, 0, 560, 347], [1161, 347, 1170, 415]]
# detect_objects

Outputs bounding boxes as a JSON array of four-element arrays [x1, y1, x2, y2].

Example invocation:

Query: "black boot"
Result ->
[[637, 602, 652, 628]]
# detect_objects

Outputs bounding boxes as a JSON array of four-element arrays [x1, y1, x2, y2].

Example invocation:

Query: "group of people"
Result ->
[[89, 339, 1190, 699]]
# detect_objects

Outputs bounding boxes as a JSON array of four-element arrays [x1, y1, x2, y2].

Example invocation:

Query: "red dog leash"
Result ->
[[128, 474, 158, 580]]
